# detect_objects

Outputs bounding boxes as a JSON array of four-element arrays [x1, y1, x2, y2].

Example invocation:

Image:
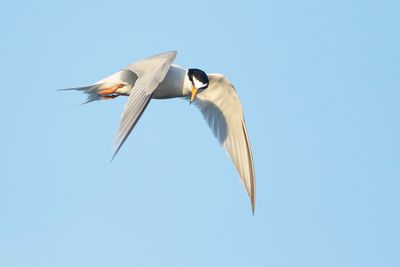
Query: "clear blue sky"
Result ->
[[1, 0, 399, 266]]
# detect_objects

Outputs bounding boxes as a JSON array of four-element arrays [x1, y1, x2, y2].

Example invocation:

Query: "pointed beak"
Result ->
[[190, 86, 198, 104]]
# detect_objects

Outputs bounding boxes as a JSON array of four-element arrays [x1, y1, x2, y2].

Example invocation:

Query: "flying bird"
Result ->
[[62, 51, 256, 213]]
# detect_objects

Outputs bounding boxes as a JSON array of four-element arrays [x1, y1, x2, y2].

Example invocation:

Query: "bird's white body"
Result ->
[[152, 65, 192, 99], [97, 64, 192, 99], [64, 51, 256, 213]]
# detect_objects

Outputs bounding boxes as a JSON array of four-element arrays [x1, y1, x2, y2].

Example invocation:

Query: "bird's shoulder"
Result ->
[[207, 73, 237, 93], [123, 51, 177, 76], [208, 73, 226, 82]]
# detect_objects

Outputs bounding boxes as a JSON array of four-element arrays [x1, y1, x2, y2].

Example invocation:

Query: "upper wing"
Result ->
[[112, 51, 177, 159], [194, 74, 256, 213]]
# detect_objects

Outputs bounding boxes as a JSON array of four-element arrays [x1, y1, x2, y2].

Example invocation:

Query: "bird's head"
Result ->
[[188, 68, 209, 104]]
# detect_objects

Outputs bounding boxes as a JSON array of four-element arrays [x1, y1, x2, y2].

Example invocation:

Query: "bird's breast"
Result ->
[[152, 65, 192, 99]]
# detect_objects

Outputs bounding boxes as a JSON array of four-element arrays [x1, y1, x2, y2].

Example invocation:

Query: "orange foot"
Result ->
[[98, 84, 124, 95]]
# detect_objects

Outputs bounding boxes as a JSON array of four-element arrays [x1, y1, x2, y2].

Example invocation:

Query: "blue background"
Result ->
[[1, 0, 399, 266]]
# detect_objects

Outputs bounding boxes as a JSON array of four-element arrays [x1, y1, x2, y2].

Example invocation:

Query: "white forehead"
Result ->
[[193, 76, 207, 89]]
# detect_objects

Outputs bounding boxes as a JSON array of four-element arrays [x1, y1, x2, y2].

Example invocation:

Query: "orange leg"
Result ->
[[98, 84, 124, 95]]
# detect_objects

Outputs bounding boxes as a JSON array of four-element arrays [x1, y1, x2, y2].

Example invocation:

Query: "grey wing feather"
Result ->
[[194, 74, 256, 213], [112, 51, 177, 159]]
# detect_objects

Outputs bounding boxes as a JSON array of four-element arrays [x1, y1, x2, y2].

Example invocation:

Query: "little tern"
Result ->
[[62, 51, 256, 213]]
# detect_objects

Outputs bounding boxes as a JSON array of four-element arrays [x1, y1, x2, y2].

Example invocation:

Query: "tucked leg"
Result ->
[[98, 84, 124, 95]]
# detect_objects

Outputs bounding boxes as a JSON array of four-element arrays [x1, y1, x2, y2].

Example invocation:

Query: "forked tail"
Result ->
[[58, 84, 107, 104]]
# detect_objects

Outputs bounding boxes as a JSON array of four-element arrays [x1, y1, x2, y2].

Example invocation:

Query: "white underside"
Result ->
[[152, 65, 192, 99], [101, 65, 192, 99], [99, 64, 192, 99]]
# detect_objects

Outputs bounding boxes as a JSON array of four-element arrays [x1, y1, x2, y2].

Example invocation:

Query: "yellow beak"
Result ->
[[190, 86, 198, 104]]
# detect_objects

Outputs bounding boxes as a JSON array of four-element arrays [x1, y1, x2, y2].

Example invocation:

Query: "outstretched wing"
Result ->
[[112, 51, 177, 159], [194, 74, 256, 213]]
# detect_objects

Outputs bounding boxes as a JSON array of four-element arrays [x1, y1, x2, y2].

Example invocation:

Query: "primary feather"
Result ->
[[194, 74, 256, 213]]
